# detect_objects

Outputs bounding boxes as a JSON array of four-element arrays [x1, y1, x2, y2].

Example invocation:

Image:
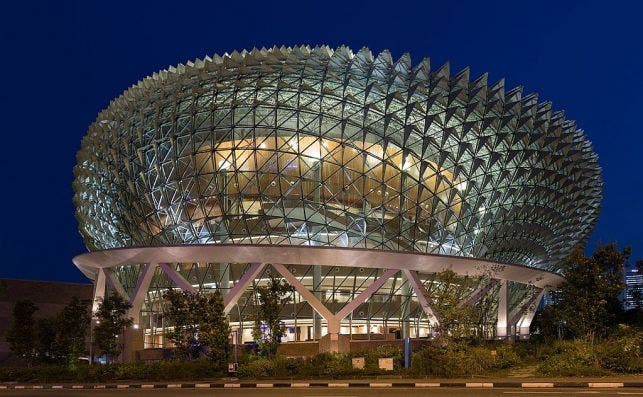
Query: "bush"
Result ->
[[535, 329, 643, 377], [361, 345, 403, 372], [411, 342, 500, 377], [536, 340, 606, 376], [494, 344, 522, 369], [0, 359, 225, 383], [238, 356, 302, 378], [596, 327, 642, 373], [311, 353, 354, 378]]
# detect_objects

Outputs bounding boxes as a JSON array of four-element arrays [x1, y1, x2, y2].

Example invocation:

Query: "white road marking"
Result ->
[[504, 392, 601, 394], [589, 382, 624, 388], [467, 382, 494, 388], [522, 383, 554, 388]]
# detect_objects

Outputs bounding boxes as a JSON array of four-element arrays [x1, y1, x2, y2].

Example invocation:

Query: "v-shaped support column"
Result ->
[[496, 279, 508, 339], [272, 264, 338, 332], [158, 263, 197, 293], [459, 279, 499, 307], [335, 268, 399, 321], [402, 269, 440, 327], [223, 263, 265, 314], [104, 268, 129, 301], [272, 264, 397, 352], [127, 263, 157, 325], [91, 268, 107, 315], [514, 288, 546, 339]]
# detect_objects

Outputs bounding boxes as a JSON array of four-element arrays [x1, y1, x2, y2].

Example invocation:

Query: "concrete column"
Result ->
[[158, 263, 196, 293], [223, 263, 264, 314], [517, 288, 546, 339], [104, 268, 129, 301], [496, 279, 508, 339], [313, 265, 322, 340], [220, 263, 230, 291], [128, 263, 157, 325], [92, 268, 107, 315], [121, 327, 144, 363], [400, 281, 411, 339], [402, 269, 440, 327]]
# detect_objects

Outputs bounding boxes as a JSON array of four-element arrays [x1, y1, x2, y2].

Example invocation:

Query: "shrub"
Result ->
[[238, 357, 276, 378], [494, 344, 522, 369], [535, 340, 606, 376], [361, 345, 403, 372], [596, 327, 642, 373], [237, 356, 300, 378], [411, 342, 499, 377]]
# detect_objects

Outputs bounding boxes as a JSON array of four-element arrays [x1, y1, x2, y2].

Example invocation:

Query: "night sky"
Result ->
[[0, 1, 641, 283]]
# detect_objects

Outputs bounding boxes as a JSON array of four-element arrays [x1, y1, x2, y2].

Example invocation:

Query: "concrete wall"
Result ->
[[0, 279, 93, 365]]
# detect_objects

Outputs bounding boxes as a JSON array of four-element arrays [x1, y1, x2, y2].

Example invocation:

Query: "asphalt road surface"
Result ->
[[1, 388, 642, 396]]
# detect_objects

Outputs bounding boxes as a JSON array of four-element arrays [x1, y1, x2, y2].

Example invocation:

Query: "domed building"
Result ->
[[73, 45, 601, 355]]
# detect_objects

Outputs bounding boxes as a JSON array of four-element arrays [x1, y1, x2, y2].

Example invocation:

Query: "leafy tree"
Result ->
[[163, 289, 202, 359], [54, 297, 91, 368], [94, 293, 133, 363], [430, 271, 480, 340], [533, 244, 628, 341], [163, 289, 231, 364], [33, 317, 57, 363], [0, 280, 7, 299], [252, 274, 293, 356], [198, 291, 231, 367], [5, 300, 38, 364]]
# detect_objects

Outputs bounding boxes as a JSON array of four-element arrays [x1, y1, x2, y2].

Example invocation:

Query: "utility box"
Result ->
[[352, 357, 365, 369], [378, 357, 394, 371]]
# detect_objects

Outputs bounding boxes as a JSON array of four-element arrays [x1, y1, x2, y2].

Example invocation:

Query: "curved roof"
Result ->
[[74, 45, 602, 273]]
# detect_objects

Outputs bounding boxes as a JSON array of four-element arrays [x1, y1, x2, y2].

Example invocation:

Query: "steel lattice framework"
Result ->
[[73, 45, 602, 350]]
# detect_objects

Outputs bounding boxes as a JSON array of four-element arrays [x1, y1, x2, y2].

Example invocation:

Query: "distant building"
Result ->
[[623, 266, 642, 311], [0, 279, 92, 364]]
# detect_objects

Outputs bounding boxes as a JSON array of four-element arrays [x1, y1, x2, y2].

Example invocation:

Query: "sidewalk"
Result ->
[[1, 376, 642, 390]]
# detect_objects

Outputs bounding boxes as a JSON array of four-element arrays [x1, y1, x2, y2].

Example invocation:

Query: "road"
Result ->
[[1, 388, 642, 396]]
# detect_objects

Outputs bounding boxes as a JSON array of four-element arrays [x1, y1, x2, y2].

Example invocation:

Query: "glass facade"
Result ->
[[73, 46, 602, 343]]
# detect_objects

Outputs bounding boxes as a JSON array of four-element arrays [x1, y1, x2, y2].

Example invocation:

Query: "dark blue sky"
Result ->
[[0, 1, 641, 283]]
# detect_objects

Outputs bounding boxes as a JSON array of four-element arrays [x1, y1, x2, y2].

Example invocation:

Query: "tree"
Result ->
[[54, 297, 91, 368], [5, 300, 38, 364], [163, 289, 231, 363], [252, 274, 293, 356], [430, 271, 480, 340], [198, 291, 231, 367], [163, 289, 202, 359], [0, 280, 7, 299], [533, 244, 628, 341], [33, 317, 57, 363], [94, 294, 133, 363]]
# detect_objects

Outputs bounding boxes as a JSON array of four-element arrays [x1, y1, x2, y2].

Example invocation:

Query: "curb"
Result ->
[[1, 381, 642, 390]]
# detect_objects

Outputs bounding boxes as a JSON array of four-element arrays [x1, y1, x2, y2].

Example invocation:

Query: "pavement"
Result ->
[[1, 377, 643, 394], [1, 386, 643, 396]]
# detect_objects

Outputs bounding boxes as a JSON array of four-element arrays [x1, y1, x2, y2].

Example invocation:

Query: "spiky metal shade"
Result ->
[[73, 45, 602, 273]]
